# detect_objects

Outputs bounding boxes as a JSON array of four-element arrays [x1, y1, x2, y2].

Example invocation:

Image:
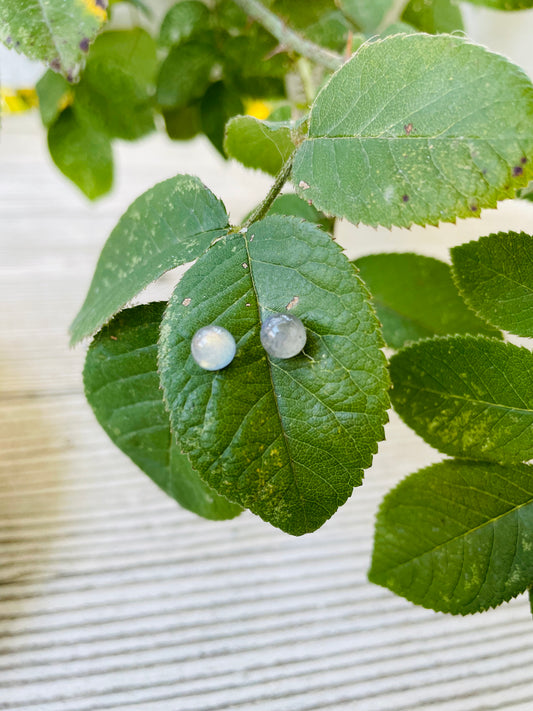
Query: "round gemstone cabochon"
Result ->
[[260, 313, 307, 359], [191, 325, 236, 371]]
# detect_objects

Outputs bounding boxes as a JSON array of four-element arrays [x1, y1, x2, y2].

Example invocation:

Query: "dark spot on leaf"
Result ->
[[50, 58, 61, 71], [470, 204, 478, 212], [513, 165, 523, 176], [6, 36, 11, 45], [402, 194, 409, 203], [404, 123, 413, 135], [95, 0, 108, 8], [79, 38, 90, 52], [521, 157, 528, 164], [66, 71, 74, 83], [482, 168, 487, 175]]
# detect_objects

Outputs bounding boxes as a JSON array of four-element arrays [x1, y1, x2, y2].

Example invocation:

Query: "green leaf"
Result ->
[[461, 0, 533, 9], [159, 1, 210, 48], [380, 21, 418, 37], [529, 587, 533, 617], [293, 34, 533, 229], [86, 27, 157, 86], [224, 115, 296, 176], [338, 0, 393, 32], [200, 81, 244, 156], [369, 459, 533, 614], [36, 69, 72, 128], [267, 193, 335, 234], [390, 336, 533, 464], [354, 253, 501, 348], [48, 107, 113, 200], [272, 0, 353, 52], [156, 40, 217, 109], [0, 0, 106, 80], [74, 29, 157, 141], [401, 0, 464, 34], [213, 0, 248, 32], [159, 215, 389, 536], [70, 174, 229, 345], [163, 103, 202, 141], [451, 231, 533, 338], [84, 303, 242, 520], [222, 26, 289, 86]]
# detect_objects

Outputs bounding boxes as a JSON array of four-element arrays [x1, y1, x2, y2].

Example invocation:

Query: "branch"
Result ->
[[231, 0, 343, 72]]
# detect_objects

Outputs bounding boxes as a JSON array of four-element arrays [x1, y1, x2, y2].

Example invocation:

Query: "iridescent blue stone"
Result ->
[[191, 325, 236, 371], [260, 313, 307, 359]]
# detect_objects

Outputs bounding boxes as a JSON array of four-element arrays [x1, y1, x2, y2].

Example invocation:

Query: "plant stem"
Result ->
[[296, 58, 315, 105], [244, 155, 294, 227], [231, 0, 342, 71]]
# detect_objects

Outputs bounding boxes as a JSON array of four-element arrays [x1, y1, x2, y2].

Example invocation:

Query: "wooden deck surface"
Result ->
[[1, 112, 533, 711]]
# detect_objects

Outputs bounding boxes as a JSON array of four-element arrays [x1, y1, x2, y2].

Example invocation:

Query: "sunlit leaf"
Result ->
[[293, 34, 533, 228], [159, 216, 389, 535]]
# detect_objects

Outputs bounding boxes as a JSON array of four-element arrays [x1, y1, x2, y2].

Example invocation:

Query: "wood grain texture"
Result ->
[[1, 112, 533, 711]]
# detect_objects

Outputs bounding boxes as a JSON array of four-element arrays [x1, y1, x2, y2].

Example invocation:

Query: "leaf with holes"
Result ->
[[451, 231, 533, 338], [84, 303, 241, 520], [70, 174, 229, 344], [390, 336, 533, 464], [293, 34, 533, 228], [0, 0, 106, 79], [224, 116, 297, 176], [369, 459, 533, 614], [158, 215, 389, 535], [354, 253, 501, 348]]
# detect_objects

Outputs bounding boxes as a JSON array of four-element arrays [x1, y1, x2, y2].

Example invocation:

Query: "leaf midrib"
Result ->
[[36, 0, 62, 62], [305, 134, 530, 142], [375, 494, 533, 578], [242, 234, 309, 530], [460, 256, 533, 296], [404, 383, 533, 417]]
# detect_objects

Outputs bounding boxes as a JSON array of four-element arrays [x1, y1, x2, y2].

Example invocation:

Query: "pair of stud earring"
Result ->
[[191, 313, 307, 371]]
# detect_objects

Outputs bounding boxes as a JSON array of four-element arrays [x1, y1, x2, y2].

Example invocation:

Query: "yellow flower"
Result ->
[[1, 88, 38, 114], [244, 99, 271, 121]]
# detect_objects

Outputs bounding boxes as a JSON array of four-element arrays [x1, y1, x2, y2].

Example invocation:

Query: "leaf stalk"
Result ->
[[244, 154, 294, 227]]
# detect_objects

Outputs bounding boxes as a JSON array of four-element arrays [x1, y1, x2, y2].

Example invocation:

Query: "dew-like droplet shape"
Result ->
[[260, 313, 307, 359], [191, 325, 236, 371]]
